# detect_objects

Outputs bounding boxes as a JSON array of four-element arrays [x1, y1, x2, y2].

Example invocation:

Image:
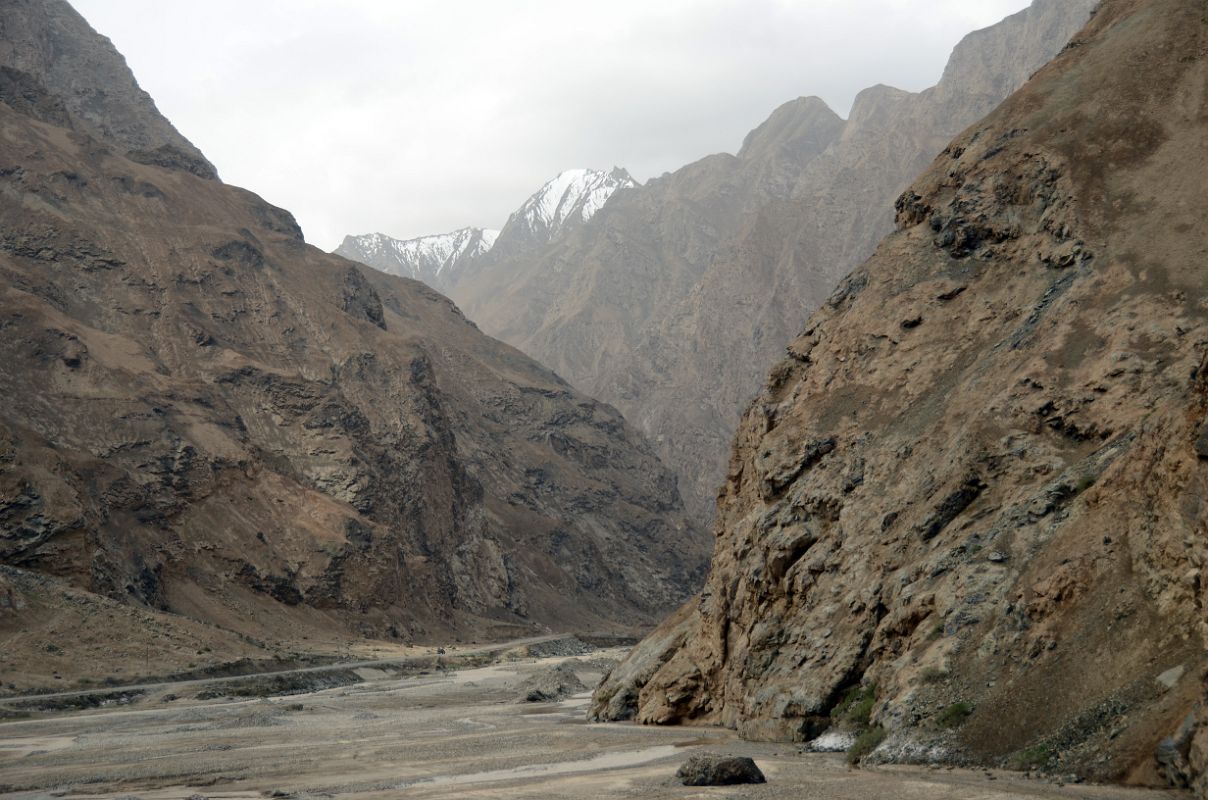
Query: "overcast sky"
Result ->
[[72, 0, 1028, 250]]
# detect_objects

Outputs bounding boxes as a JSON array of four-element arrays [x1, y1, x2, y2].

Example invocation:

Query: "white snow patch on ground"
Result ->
[[805, 731, 856, 752]]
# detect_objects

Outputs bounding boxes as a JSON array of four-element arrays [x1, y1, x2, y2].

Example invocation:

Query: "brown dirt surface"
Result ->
[[0, 650, 1187, 800]]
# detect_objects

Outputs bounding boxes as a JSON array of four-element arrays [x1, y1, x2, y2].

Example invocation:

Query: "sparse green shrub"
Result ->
[[1075, 474, 1096, 493], [846, 725, 887, 765], [831, 683, 877, 727], [1009, 743, 1055, 771], [928, 624, 945, 640], [936, 701, 973, 728]]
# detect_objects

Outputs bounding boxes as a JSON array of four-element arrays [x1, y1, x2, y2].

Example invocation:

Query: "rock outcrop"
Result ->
[[449, 0, 1097, 525], [0, 0, 706, 688], [594, 0, 1208, 791], [0, 0, 217, 179], [517, 662, 586, 703]]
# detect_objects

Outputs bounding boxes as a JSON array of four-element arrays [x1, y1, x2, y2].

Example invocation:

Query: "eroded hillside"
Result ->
[[594, 0, 1208, 791], [0, 0, 706, 689]]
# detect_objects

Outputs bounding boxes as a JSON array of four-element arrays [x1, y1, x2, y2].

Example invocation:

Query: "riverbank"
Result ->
[[0, 647, 1186, 799]]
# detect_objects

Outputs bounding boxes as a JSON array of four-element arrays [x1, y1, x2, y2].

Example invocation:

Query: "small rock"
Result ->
[[1195, 421, 1208, 459], [1156, 665, 1185, 690], [1156, 712, 1196, 788], [676, 754, 767, 786]]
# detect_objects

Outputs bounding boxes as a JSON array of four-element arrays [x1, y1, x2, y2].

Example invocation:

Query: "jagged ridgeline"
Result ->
[[0, 0, 707, 687], [335, 167, 636, 293], [595, 0, 1208, 792], [429, 0, 1100, 527]]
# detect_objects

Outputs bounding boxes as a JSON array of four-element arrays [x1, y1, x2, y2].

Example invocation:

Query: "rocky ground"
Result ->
[[0, 645, 1188, 800]]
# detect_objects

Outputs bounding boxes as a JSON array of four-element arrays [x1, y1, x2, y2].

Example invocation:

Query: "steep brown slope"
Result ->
[[594, 0, 1208, 790], [0, 0, 705, 689], [451, 0, 1096, 525], [0, 0, 216, 178]]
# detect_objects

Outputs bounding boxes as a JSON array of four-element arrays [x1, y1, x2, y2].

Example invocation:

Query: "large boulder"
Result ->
[[675, 754, 767, 786]]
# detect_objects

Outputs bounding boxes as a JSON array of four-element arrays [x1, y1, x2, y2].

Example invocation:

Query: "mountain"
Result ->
[[334, 227, 499, 290], [492, 167, 637, 254], [594, 0, 1208, 791], [0, 0, 706, 690], [0, 0, 216, 180], [446, 0, 1098, 525], [334, 167, 635, 293]]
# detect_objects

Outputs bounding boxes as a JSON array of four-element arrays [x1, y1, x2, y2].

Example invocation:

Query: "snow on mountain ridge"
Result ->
[[518, 167, 636, 236], [334, 167, 634, 292], [335, 227, 499, 286]]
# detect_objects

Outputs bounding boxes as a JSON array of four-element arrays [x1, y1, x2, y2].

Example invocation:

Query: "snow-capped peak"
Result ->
[[334, 166, 635, 290], [516, 167, 635, 238], [335, 227, 499, 288]]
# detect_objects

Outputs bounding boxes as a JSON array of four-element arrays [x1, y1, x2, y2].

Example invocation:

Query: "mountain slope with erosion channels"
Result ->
[[594, 0, 1208, 793], [0, 0, 706, 690]]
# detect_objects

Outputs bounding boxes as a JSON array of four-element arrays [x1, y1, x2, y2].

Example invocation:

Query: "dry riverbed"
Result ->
[[0, 643, 1188, 800]]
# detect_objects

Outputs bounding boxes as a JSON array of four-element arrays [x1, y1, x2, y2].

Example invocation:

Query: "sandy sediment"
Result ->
[[0, 649, 1183, 800]]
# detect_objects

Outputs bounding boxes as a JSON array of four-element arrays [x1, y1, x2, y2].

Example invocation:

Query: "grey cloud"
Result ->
[[71, 0, 1027, 248]]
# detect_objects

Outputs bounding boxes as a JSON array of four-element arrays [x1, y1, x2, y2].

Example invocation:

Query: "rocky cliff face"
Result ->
[[0, 0, 706, 687], [449, 0, 1097, 525], [0, 0, 216, 179], [594, 0, 1208, 791]]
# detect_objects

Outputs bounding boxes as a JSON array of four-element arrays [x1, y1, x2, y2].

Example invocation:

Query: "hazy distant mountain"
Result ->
[[335, 227, 499, 289], [335, 167, 635, 292], [447, 0, 1098, 524], [0, 0, 705, 688]]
